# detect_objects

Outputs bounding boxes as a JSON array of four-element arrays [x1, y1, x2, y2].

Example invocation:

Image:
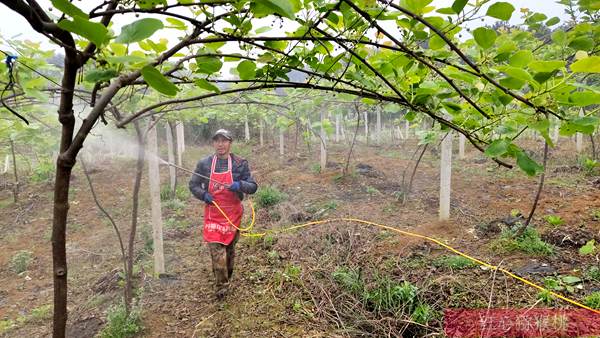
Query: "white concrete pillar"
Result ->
[[439, 132, 453, 221], [147, 123, 165, 275]]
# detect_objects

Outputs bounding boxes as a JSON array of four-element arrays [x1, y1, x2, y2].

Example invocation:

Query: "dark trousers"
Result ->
[[208, 231, 240, 290]]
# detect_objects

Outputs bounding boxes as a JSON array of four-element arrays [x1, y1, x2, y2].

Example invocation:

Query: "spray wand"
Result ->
[[157, 157, 231, 188]]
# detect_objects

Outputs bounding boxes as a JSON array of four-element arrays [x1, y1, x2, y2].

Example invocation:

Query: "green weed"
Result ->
[[99, 304, 142, 338], [262, 234, 276, 249], [255, 186, 286, 208], [543, 275, 582, 294], [578, 156, 598, 176], [9, 250, 33, 274], [585, 266, 600, 281], [333, 267, 365, 295], [433, 255, 476, 270], [175, 185, 190, 201], [544, 215, 564, 227], [28, 304, 52, 323], [310, 163, 321, 174], [491, 227, 554, 256], [537, 290, 554, 306], [584, 292, 600, 309], [366, 186, 380, 195], [163, 198, 186, 212], [273, 264, 302, 288], [31, 160, 54, 182]]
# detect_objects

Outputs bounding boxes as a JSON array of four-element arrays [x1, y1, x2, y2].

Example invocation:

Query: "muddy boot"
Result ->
[[215, 283, 229, 301]]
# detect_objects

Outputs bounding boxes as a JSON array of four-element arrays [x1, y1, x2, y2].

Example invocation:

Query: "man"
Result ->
[[189, 129, 258, 299]]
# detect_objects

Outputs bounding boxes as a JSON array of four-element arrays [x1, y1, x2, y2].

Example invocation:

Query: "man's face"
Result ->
[[213, 135, 232, 156]]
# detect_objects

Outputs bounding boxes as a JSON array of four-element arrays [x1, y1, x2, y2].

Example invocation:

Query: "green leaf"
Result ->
[[57, 17, 108, 46], [451, 0, 468, 13], [486, 2, 515, 20], [194, 78, 220, 93], [569, 37, 594, 51], [579, 240, 596, 255], [237, 60, 257, 80], [571, 56, 600, 73], [265, 40, 288, 51], [498, 66, 533, 83], [473, 27, 497, 49], [516, 151, 543, 176], [528, 60, 565, 73], [251, 0, 297, 19], [140, 65, 178, 96], [195, 56, 223, 74], [559, 116, 599, 136], [561, 276, 582, 285], [255, 26, 272, 34], [84, 69, 118, 83], [551, 30, 567, 45], [485, 139, 509, 157], [429, 34, 446, 49], [116, 18, 164, 44], [404, 111, 416, 121], [51, 0, 87, 18], [509, 50, 533, 67], [165, 18, 186, 30], [545, 17, 560, 26], [569, 91, 600, 107]]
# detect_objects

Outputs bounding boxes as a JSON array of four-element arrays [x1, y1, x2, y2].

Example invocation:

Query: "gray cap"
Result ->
[[212, 129, 233, 141]]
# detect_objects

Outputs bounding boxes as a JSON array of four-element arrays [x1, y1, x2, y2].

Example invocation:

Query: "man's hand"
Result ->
[[228, 181, 241, 192], [203, 192, 214, 204]]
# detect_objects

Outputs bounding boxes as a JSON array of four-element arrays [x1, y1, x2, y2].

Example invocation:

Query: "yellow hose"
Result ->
[[211, 200, 600, 314]]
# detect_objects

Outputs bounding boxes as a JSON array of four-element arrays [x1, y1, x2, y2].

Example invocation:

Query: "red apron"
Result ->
[[203, 155, 243, 245]]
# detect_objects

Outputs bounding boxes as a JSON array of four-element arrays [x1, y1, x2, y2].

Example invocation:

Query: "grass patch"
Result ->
[[433, 255, 476, 270], [99, 304, 142, 338], [491, 227, 554, 256], [9, 250, 34, 274], [28, 304, 53, 323], [585, 266, 600, 281], [31, 160, 55, 182], [255, 186, 286, 208], [584, 292, 600, 309]]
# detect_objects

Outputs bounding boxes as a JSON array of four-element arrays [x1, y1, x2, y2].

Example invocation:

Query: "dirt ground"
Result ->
[[1, 136, 599, 337]]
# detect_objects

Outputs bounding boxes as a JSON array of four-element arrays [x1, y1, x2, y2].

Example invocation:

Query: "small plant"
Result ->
[[255, 186, 286, 208], [9, 250, 33, 274], [0, 320, 15, 334], [585, 266, 600, 281], [411, 303, 433, 325], [364, 277, 418, 313], [544, 215, 564, 227], [262, 234, 276, 249], [99, 304, 142, 338], [510, 209, 522, 218], [366, 186, 380, 195], [28, 304, 52, 323], [273, 264, 301, 288], [31, 160, 55, 182], [433, 255, 476, 270], [537, 290, 554, 305], [578, 156, 598, 176], [163, 198, 186, 212], [579, 239, 597, 255], [543, 275, 582, 294], [591, 209, 600, 221], [333, 267, 364, 295], [160, 184, 173, 201], [174, 185, 190, 201], [323, 200, 338, 210], [491, 227, 554, 256], [584, 292, 600, 309], [310, 163, 321, 174], [164, 217, 188, 230]]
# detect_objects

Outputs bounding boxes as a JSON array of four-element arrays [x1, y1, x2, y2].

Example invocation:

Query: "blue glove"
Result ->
[[203, 192, 213, 204], [228, 181, 241, 192]]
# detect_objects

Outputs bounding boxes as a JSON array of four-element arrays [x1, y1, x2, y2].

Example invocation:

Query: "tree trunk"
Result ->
[[516, 141, 549, 237], [405, 119, 410, 140], [147, 122, 165, 275], [244, 115, 250, 142], [166, 122, 176, 194], [439, 132, 453, 220], [3, 154, 9, 174], [320, 110, 327, 171], [363, 111, 369, 145]]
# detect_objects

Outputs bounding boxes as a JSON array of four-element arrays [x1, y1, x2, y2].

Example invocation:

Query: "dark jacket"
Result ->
[[189, 153, 258, 202]]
